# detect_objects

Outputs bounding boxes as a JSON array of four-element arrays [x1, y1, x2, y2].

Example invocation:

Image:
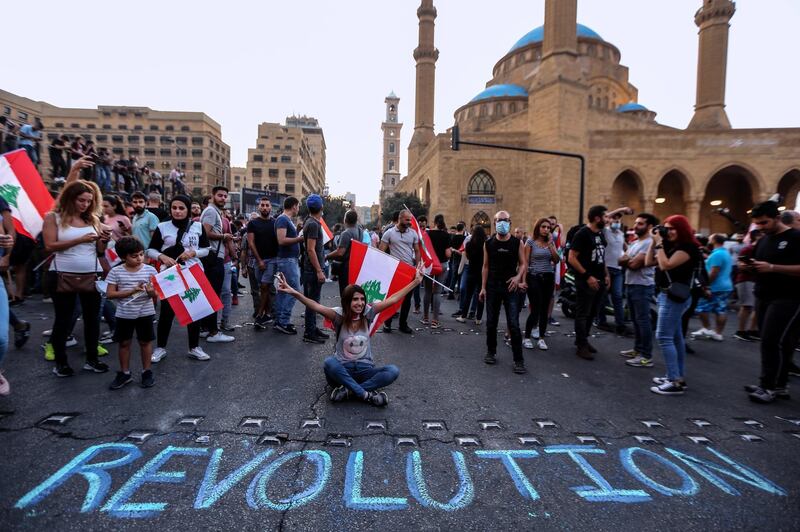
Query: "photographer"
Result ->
[[646, 215, 701, 396]]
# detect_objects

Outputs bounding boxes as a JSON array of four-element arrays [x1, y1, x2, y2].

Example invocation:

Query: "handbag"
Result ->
[[53, 255, 99, 294], [663, 270, 693, 303]]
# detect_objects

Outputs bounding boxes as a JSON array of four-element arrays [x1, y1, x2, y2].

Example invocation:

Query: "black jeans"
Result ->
[[574, 278, 605, 347], [384, 291, 413, 329], [485, 280, 523, 363], [525, 272, 555, 338], [757, 299, 800, 390], [338, 263, 349, 297], [459, 274, 484, 319], [201, 256, 224, 335], [158, 297, 201, 349], [51, 285, 101, 366], [303, 270, 322, 336]]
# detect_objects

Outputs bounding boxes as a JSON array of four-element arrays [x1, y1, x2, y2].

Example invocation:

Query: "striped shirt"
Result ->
[[106, 264, 157, 319]]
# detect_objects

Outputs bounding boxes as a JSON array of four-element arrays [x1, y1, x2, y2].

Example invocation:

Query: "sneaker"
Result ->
[[484, 353, 497, 365], [537, 339, 549, 350], [43, 343, 55, 361], [523, 338, 535, 349], [382, 324, 392, 333], [364, 391, 388, 407], [140, 369, 155, 388], [652, 376, 688, 389], [747, 330, 761, 341], [42, 329, 52, 337], [315, 330, 330, 340], [65, 336, 78, 348], [619, 348, 639, 358], [254, 316, 271, 330], [83, 360, 109, 373], [733, 331, 753, 342], [748, 387, 777, 404], [206, 332, 235, 343], [626, 355, 654, 368], [430, 321, 441, 329], [413, 307, 421, 314], [97, 344, 109, 357], [100, 330, 114, 341], [399, 325, 413, 334], [219, 321, 236, 332], [330, 385, 351, 402], [274, 323, 297, 335], [549, 317, 560, 326], [303, 334, 325, 344], [455, 316, 466, 323], [451, 311, 462, 318], [188, 347, 211, 361], [513, 362, 528, 374], [199, 330, 210, 338], [531, 330, 540, 340], [576, 345, 594, 360], [109, 371, 133, 390], [152, 347, 167, 363], [744, 384, 790, 399], [474, 319, 482, 326], [99, 335, 115, 345], [650, 381, 685, 395], [788, 363, 800, 377], [42, 297, 53, 304], [707, 331, 723, 342], [14, 321, 31, 349], [419, 317, 429, 325], [690, 327, 711, 338], [52, 364, 74, 377], [0, 372, 9, 396]]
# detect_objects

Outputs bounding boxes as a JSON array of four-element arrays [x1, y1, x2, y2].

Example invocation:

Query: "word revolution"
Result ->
[[15, 443, 786, 517]]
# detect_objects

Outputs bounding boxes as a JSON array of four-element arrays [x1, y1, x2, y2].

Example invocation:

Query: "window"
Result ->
[[270, 156, 278, 163], [134, 125, 143, 130], [273, 144, 280, 150], [87, 124, 96, 129], [285, 184, 295, 194], [467, 170, 496, 195], [257, 144, 265, 149], [192, 149, 203, 157], [83, 135, 93, 141], [54, 122, 64, 128], [176, 137, 187, 145], [175, 148, 187, 157], [284, 145, 292, 150], [160, 149, 172, 156], [112, 148, 124, 155], [144, 136, 156, 144], [160, 136, 173, 144], [19, 112, 29, 120], [112, 135, 124, 143], [144, 148, 156, 156], [588, 95, 594, 107], [127, 135, 139, 143], [509, 102, 517, 113], [193, 187, 203, 196], [179, 162, 187, 169], [146, 161, 155, 168], [471, 211, 490, 229], [252, 168, 263, 178], [165, 125, 174, 131], [479, 105, 487, 117], [119, 112, 127, 117], [193, 163, 202, 170], [103, 124, 112, 130], [495, 103, 502, 116], [192, 137, 204, 146], [3, 106, 10, 116], [280, 156, 291, 163], [96, 135, 108, 142], [180, 126, 190, 132], [150, 125, 159, 131], [118, 125, 127, 130], [253, 155, 263, 162], [268, 183, 278, 192], [285, 169, 295, 179], [388, 159, 395, 171], [268, 169, 279, 178], [128, 148, 139, 156], [134, 112, 143, 118]]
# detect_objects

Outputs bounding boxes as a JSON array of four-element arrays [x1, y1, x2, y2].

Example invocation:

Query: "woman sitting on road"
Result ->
[[276, 266, 423, 407]]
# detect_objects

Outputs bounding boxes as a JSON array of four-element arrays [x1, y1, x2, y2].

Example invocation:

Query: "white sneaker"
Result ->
[[199, 330, 210, 338], [206, 332, 235, 343], [537, 339, 548, 350], [708, 331, 723, 341], [690, 328, 711, 338], [532, 330, 540, 339], [188, 347, 211, 360], [523, 338, 534, 349], [42, 329, 52, 337], [151, 347, 167, 363], [65, 336, 78, 348]]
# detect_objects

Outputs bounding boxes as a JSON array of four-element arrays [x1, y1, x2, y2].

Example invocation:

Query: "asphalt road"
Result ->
[[1, 282, 799, 531]]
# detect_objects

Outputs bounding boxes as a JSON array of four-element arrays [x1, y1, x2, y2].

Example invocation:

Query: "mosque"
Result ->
[[387, 0, 800, 234]]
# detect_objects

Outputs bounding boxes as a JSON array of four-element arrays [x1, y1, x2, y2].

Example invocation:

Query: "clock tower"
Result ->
[[380, 91, 402, 204]]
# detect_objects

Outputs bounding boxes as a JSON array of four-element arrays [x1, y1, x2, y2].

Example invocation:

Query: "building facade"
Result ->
[[0, 89, 230, 197], [244, 116, 326, 197], [379, 92, 403, 203], [395, 0, 800, 235]]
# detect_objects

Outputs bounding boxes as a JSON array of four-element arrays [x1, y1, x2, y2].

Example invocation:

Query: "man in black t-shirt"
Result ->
[[301, 194, 329, 344], [568, 205, 610, 360], [745, 201, 800, 403], [479, 210, 527, 373], [247, 197, 279, 328]]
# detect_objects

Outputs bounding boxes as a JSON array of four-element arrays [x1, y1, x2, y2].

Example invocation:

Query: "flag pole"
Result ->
[[32, 253, 55, 272], [401, 203, 453, 292]]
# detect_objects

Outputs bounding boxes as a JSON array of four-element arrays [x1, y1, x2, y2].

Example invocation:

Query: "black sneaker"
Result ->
[[14, 321, 31, 349], [484, 353, 497, 365], [466, 312, 476, 320], [734, 331, 753, 342], [285, 324, 298, 334], [109, 371, 133, 390], [274, 323, 297, 335], [330, 385, 351, 402], [314, 330, 330, 340], [513, 362, 528, 374], [382, 324, 393, 333], [747, 330, 761, 341], [83, 360, 109, 373], [303, 334, 325, 344], [744, 384, 789, 399], [650, 381, 685, 396], [140, 369, 155, 388], [398, 325, 413, 334], [220, 321, 236, 332], [748, 387, 777, 404], [52, 364, 74, 378], [364, 391, 388, 407]]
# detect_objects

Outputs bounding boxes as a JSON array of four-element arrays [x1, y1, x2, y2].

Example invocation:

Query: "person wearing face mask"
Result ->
[[597, 211, 631, 336], [479, 211, 528, 373]]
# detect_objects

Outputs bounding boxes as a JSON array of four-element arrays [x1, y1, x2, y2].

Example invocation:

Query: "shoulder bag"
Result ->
[[663, 269, 693, 303], [53, 254, 99, 294]]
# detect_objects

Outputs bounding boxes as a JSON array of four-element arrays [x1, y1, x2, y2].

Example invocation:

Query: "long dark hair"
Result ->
[[103, 194, 127, 216], [339, 284, 369, 337], [466, 224, 487, 252]]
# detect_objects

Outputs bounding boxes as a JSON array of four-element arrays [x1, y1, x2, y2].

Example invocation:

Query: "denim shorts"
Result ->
[[696, 291, 732, 314], [256, 259, 278, 285]]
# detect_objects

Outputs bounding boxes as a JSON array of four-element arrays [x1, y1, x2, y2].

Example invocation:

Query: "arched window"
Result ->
[[471, 211, 490, 229], [388, 159, 395, 171], [495, 103, 502, 116], [389, 142, 395, 153], [479, 105, 487, 117], [391, 177, 395, 185], [588, 95, 593, 107], [468, 170, 496, 195], [509, 102, 517, 114]]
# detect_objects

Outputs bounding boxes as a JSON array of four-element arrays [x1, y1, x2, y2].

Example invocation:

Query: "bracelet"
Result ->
[[654, 244, 663, 250]]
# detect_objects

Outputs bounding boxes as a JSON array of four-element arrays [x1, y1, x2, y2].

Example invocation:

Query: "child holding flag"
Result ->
[[276, 264, 423, 407], [105, 236, 157, 389]]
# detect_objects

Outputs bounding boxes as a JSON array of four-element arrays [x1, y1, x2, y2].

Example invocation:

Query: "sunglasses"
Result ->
[[496, 218, 510, 223]]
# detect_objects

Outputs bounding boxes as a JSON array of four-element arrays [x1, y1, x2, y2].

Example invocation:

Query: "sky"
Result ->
[[4, 1, 799, 206]]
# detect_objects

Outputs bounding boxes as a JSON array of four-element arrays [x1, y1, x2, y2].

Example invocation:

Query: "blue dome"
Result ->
[[470, 84, 528, 103], [509, 23, 603, 52], [616, 102, 649, 113]]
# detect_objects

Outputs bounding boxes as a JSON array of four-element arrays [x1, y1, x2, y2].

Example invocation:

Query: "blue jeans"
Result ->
[[627, 284, 655, 358], [303, 270, 322, 336], [221, 262, 232, 322], [656, 292, 692, 381], [275, 257, 300, 326], [598, 267, 625, 327], [323, 356, 399, 398], [22, 144, 38, 165], [0, 282, 9, 368], [458, 264, 480, 317], [96, 165, 111, 191]]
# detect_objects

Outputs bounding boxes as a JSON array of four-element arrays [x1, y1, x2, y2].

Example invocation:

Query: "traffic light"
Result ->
[[450, 123, 460, 151]]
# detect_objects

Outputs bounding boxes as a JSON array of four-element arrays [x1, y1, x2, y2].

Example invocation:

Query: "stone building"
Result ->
[[0, 89, 230, 197], [379, 92, 403, 203], [243, 116, 326, 197], [395, 0, 800, 234], [229, 166, 249, 190]]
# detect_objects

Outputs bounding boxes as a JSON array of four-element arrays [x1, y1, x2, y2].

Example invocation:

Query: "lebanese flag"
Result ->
[[0, 149, 54, 238], [165, 264, 223, 326], [104, 242, 121, 267], [151, 264, 189, 299], [408, 213, 443, 275], [347, 241, 416, 335], [321, 218, 334, 245]]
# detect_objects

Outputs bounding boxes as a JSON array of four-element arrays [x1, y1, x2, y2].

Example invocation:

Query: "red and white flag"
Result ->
[[0, 149, 54, 238], [162, 264, 222, 326], [347, 241, 416, 335], [321, 218, 334, 245], [408, 212, 443, 276], [104, 242, 121, 267], [151, 264, 189, 299]]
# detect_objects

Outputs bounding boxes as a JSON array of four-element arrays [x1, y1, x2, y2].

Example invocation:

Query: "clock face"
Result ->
[[389, 130, 395, 136]]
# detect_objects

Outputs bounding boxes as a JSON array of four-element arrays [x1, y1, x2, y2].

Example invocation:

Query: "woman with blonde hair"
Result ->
[[43, 163, 112, 377]]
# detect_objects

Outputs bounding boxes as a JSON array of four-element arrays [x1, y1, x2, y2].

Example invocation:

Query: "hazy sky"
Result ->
[[4, 1, 798, 205]]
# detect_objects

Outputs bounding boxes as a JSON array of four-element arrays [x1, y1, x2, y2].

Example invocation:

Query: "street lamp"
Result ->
[[451, 123, 586, 225]]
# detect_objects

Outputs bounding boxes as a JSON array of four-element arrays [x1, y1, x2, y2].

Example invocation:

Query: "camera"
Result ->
[[652, 225, 669, 238]]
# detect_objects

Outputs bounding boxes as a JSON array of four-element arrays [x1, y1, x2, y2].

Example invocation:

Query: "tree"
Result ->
[[298, 195, 350, 229], [380, 192, 427, 224]]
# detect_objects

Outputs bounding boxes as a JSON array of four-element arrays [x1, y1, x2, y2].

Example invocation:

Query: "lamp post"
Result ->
[[450, 123, 586, 225]]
